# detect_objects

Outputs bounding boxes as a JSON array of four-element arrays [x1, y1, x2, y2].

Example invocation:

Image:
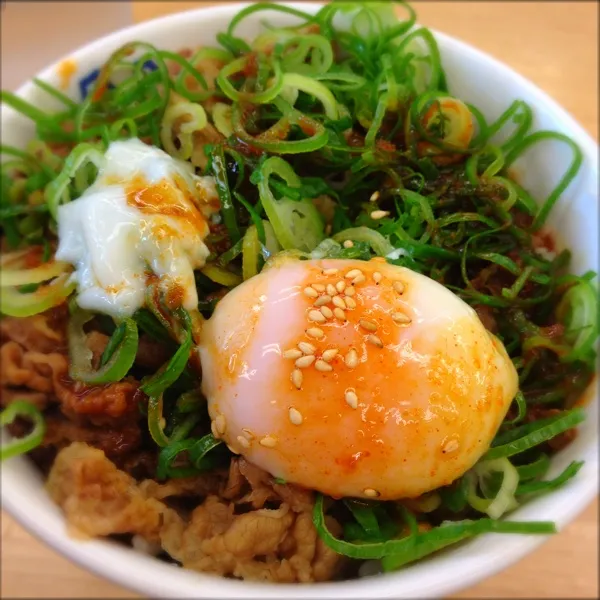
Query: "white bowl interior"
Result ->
[[1, 3, 598, 598]]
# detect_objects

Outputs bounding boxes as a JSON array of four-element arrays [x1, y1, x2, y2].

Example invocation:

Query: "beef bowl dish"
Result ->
[[1, 1, 598, 596]]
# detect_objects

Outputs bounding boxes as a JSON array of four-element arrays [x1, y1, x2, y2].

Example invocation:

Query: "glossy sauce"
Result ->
[[125, 174, 209, 236]]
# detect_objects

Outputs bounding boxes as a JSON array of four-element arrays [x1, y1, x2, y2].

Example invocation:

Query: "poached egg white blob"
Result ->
[[199, 258, 518, 500], [56, 138, 218, 318]]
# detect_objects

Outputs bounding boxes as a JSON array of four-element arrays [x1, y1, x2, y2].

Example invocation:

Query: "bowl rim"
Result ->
[[1, 2, 598, 598]]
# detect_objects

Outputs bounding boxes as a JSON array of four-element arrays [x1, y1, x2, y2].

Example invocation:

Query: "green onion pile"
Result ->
[[1, 0, 598, 575]]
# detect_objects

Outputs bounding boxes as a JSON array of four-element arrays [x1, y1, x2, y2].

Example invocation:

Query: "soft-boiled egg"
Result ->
[[199, 258, 518, 500], [56, 138, 218, 318]]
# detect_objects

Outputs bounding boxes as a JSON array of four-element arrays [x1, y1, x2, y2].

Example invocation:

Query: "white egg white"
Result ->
[[56, 138, 217, 317]]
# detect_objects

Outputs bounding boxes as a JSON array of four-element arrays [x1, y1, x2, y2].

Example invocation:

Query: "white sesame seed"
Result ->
[[364, 488, 380, 498], [237, 435, 250, 449], [215, 414, 226, 435], [444, 439, 459, 453], [343, 240, 354, 248], [393, 281, 406, 295], [242, 428, 255, 440], [345, 348, 359, 368], [211, 420, 220, 438], [308, 309, 326, 323], [314, 294, 332, 307], [312, 283, 326, 292], [260, 435, 277, 448], [289, 407, 303, 425], [304, 287, 319, 298], [295, 355, 316, 368], [369, 191, 380, 202], [291, 369, 303, 389], [333, 307, 346, 321], [345, 389, 358, 409], [344, 286, 356, 297], [345, 269, 362, 279], [352, 274, 366, 285], [323, 268, 339, 275], [322, 348, 339, 362], [367, 334, 383, 348], [344, 296, 357, 309], [392, 312, 412, 325], [332, 296, 346, 309], [335, 280, 347, 293], [283, 348, 303, 360], [370, 210, 390, 220], [298, 341, 316, 355], [373, 271, 382, 284], [306, 327, 325, 339], [315, 359, 333, 372], [326, 283, 338, 297], [321, 306, 334, 319], [359, 318, 378, 332]]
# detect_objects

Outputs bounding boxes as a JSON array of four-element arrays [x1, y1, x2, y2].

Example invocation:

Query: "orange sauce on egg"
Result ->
[[165, 280, 186, 310], [125, 174, 209, 237], [267, 260, 511, 495]]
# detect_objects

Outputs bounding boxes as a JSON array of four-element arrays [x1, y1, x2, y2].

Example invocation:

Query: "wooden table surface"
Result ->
[[1, 2, 598, 598]]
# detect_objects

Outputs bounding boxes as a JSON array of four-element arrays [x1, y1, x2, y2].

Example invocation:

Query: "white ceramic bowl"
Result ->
[[1, 3, 598, 598]]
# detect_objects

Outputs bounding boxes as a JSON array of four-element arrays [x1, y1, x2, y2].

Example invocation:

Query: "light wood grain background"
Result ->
[[1, 2, 598, 598]]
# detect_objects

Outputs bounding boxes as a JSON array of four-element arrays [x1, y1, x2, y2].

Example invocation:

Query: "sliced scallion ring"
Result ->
[[1, 401, 46, 461]]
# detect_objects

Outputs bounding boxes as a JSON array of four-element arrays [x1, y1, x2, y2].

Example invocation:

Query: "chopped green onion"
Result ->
[[44, 143, 105, 219], [313, 495, 555, 567], [485, 408, 585, 460], [231, 100, 329, 155], [0, 400, 46, 461], [257, 156, 324, 252], [502, 391, 527, 427], [332, 227, 394, 256], [467, 458, 519, 519], [147, 394, 170, 447], [516, 461, 583, 497], [0, 260, 70, 288], [516, 454, 551, 481], [0, 274, 75, 317], [140, 311, 192, 398], [68, 311, 138, 384], [133, 308, 173, 344], [156, 433, 223, 479], [200, 264, 242, 287], [344, 500, 382, 540], [557, 278, 598, 364], [217, 55, 283, 104], [175, 390, 205, 414], [504, 132, 583, 230], [439, 477, 469, 513], [281, 73, 339, 119], [210, 145, 241, 244]]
